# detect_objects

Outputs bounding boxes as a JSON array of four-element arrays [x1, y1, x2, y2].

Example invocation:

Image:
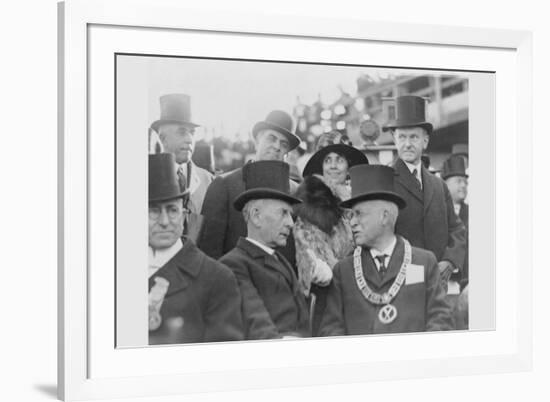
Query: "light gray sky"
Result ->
[[144, 56, 406, 141]]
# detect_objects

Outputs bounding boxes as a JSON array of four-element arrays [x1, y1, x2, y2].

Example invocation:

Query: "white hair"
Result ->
[[242, 199, 265, 223]]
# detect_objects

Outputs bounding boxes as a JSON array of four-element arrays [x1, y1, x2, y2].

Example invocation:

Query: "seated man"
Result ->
[[148, 153, 243, 344], [319, 165, 454, 336], [220, 160, 310, 340]]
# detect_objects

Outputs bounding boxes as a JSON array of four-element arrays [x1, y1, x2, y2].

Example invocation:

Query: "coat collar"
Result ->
[[236, 237, 294, 285], [394, 158, 423, 202], [148, 238, 204, 296]]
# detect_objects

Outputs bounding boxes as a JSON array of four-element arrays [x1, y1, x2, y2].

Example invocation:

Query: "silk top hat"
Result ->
[[233, 160, 302, 211], [441, 155, 469, 180], [340, 165, 406, 209], [149, 153, 189, 202], [252, 110, 300, 152], [150, 93, 199, 133], [382, 95, 433, 134], [302, 133, 369, 178]]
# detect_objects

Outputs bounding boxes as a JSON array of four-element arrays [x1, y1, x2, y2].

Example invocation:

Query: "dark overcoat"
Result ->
[[148, 240, 244, 344], [198, 166, 298, 265], [220, 238, 310, 340], [393, 158, 466, 270], [319, 236, 454, 336]]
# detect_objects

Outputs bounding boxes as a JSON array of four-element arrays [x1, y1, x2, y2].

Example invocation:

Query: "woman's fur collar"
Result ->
[[294, 175, 343, 234]]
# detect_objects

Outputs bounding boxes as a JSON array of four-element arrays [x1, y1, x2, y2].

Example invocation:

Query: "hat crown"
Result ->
[[149, 153, 187, 202], [394, 95, 428, 126], [263, 110, 294, 133], [158, 93, 193, 125], [349, 165, 396, 200], [243, 160, 291, 194], [441, 155, 468, 179]]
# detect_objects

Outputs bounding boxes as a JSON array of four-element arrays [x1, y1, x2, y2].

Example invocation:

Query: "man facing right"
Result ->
[[319, 165, 453, 336]]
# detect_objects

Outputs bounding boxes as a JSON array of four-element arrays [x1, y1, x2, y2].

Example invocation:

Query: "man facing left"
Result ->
[[148, 153, 243, 344]]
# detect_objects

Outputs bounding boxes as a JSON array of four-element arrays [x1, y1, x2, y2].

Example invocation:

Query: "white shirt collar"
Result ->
[[454, 203, 462, 215], [246, 237, 275, 255], [148, 238, 183, 278], [369, 235, 397, 271]]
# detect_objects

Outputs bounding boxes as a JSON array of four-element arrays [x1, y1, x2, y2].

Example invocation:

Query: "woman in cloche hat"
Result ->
[[293, 131, 369, 336]]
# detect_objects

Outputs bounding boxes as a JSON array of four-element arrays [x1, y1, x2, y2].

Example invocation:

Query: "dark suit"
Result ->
[[453, 202, 469, 287], [393, 158, 466, 270], [148, 240, 244, 344], [220, 238, 310, 339], [198, 166, 298, 266], [319, 236, 454, 336]]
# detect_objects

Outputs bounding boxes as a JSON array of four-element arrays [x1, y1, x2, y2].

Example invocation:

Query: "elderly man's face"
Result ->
[[158, 124, 195, 164], [148, 199, 186, 250], [393, 127, 429, 165], [255, 199, 294, 248], [255, 129, 290, 161], [446, 175, 468, 204], [349, 200, 387, 248]]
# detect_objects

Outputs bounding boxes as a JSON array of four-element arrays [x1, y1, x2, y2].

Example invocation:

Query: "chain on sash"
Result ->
[[353, 238, 411, 305]]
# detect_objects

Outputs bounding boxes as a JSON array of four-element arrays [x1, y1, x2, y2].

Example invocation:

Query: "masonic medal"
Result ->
[[378, 304, 398, 324], [353, 238, 412, 324]]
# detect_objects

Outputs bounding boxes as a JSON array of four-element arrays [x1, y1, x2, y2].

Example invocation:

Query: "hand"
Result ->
[[306, 250, 333, 286], [437, 261, 454, 283]]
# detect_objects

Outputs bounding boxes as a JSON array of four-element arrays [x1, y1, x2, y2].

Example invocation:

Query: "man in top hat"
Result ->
[[199, 110, 301, 263], [151, 93, 214, 242], [441, 154, 469, 291], [319, 165, 454, 336], [219, 160, 310, 340], [148, 153, 243, 344], [383, 95, 466, 285]]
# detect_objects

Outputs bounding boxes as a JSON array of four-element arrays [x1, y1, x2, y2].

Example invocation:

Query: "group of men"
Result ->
[[147, 93, 469, 344]]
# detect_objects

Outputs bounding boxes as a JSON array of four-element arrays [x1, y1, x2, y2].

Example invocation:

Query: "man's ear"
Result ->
[[422, 130, 430, 150]]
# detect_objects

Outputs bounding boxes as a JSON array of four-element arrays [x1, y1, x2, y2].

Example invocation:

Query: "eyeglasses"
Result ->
[[149, 205, 189, 221]]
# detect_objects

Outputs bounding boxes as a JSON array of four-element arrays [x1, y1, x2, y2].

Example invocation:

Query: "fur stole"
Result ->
[[294, 175, 343, 234]]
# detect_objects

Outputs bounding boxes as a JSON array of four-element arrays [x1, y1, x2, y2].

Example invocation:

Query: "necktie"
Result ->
[[177, 165, 187, 192], [412, 168, 422, 190], [375, 254, 388, 277]]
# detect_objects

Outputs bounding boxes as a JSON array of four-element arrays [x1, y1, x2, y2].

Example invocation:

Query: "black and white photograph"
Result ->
[[114, 54, 480, 346]]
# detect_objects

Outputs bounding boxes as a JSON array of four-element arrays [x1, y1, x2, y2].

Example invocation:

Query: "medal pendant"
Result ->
[[149, 310, 162, 331], [378, 304, 398, 324]]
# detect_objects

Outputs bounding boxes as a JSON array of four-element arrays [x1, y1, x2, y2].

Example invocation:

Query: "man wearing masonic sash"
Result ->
[[319, 165, 454, 335]]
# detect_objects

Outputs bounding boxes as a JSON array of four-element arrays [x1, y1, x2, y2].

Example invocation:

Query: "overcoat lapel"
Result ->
[[148, 240, 203, 296], [421, 166, 435, 213], [379, 236, 405, 287], [394, 159, 423, 202], [237, 238, 293, 285], [361, 249, 384, 289]]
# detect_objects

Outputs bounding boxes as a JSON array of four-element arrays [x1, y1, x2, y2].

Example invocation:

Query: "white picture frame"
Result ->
[[58, 0, 533, 400]]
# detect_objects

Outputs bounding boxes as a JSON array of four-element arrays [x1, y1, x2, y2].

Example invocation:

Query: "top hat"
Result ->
[[150, 94, 199, 133], [441, 155, 468, 180], [340, 165, 406, 209], [149, 153, 189, 203], [252, 110, 300, 152], [233, 160, 302, 211], [382, 95, 433, 134], [302, 138, 369, 178]]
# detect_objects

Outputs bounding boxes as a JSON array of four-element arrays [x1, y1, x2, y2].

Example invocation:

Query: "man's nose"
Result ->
[[158, 209, 170, 225]]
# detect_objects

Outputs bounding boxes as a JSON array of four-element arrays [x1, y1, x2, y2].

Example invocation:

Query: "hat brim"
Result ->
[[151, 119, 200, 133], [441, 172, 469, 180], [233, 188, 302, 211], [340, 191, 407, 210], [252, 121, 300, 152], [382, 121, 433, 134], [150, 190, 190, 204], [302, 144, 369, 178]]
